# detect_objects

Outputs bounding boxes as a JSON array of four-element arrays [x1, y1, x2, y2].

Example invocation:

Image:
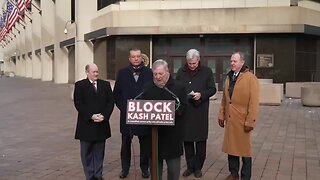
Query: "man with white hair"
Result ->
[[141, 59, 187, 180], [176, 49, 216, 178]]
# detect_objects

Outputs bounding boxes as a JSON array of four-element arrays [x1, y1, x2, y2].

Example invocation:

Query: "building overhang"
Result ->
[[60, 38, 75, 48], [84, 28, 108, 42], [45, 44, 54, 54]]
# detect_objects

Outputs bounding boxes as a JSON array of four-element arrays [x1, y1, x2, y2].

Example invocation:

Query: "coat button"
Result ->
[[229, 115, 231, 118], [229, 102, 231, 104], [189, 81, 191, 84]]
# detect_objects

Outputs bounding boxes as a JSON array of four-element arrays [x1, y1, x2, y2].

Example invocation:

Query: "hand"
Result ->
[[218, 119, 224, 128], [193, 92, 201, 101], [244, 125, 253, 132], [92, 114, 104, 122]]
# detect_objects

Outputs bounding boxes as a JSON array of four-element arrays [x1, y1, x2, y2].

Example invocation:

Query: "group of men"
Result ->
[[73, 48, 259, 180]]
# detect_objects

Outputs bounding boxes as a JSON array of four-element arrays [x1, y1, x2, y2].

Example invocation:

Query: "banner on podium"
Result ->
[[126, 100, 175, 126]]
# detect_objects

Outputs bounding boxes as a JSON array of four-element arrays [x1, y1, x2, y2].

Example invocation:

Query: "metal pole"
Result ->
[[151, 126, 158, 180]]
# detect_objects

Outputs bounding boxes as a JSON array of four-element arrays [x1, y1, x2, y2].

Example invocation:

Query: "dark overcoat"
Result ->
[[113, 65, 153, 136], [74, 78, 114, 141], [176, 65, 216, 141], [142, 77, 187, 160]]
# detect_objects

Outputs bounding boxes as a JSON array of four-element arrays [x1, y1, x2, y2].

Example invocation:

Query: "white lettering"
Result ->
[[163, 102, 172, 113], [127, 113, 133, 119], [144, 102, 153, 112], [128, 102, 135, 112], [154, 102, 162, 112], [136, 102, 143, 112]]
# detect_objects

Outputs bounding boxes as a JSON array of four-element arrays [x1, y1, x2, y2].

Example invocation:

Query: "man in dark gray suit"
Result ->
[[74, 63, 114, 180]]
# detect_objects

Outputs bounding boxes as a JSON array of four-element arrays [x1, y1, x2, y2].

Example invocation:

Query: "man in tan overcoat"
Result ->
[[218, 52, 260, 180]]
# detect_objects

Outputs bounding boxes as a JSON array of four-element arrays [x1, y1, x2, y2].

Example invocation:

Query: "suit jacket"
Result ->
[[74, 78, 114, 141], [113, 65, 153, 136]]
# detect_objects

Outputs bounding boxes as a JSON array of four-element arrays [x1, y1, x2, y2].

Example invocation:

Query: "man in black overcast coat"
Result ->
[[74, 63, 114, 180]]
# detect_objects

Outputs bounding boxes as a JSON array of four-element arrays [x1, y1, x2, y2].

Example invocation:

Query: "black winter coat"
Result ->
[[74, 79, 114, 141], [141, 76, 187, 160], [176, 65, 216, 141], [113, 65, 153, 136]]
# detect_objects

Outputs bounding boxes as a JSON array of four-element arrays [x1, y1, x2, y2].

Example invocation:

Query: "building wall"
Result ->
[[0, 0, 320, 85]]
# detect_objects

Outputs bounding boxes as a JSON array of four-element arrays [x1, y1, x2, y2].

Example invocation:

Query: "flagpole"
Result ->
[[13, 26, 20, 34], [31, 1, 41, 15]]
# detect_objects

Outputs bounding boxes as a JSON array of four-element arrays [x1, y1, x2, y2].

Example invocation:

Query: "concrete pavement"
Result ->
[[0, 77, 319, 180]]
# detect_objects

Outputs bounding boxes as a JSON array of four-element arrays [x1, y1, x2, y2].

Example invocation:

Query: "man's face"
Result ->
[[230, 53, 244, 73], [129, 50, 142, 66], [86, 64, 99, 81], [187, 57, 200, 71], [153, 65, 170, 87]]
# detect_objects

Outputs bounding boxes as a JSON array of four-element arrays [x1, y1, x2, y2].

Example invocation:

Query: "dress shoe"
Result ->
[[119, 170, 129, 179], [182, 169, 193, 177], [224, 174, 239, 180], [194, 170, 202, 178], [142, 170, 150, 178]]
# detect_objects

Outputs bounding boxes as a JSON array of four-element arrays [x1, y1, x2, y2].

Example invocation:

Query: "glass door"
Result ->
[[204, 56, 231, 91]]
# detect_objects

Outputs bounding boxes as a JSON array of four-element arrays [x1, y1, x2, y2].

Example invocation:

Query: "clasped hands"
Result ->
[[92, 113, 104, 122], [218, 119, 254, 132]]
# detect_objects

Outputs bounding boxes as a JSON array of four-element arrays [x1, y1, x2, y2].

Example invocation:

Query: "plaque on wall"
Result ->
[[257, 54, 274, 68]]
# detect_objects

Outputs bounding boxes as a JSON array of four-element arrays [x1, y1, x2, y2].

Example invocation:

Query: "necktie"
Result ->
[[232, 73, 237, 80], [92, 82, 97, 92]]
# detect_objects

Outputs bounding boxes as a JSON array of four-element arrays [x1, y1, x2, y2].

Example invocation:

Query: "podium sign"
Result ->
[[126, 100, 175, 126]]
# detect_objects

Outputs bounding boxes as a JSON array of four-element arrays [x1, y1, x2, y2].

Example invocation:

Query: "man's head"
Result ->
[[230, 52, 245, 73], [152, 59, 170, 88], [85, 63, 99, 81], [129, 48, 142, 67], [186, 49, 200, 71]]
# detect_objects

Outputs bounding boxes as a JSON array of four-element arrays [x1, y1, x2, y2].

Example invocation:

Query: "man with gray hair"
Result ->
[[176, 49, 216, 178], [140, 59, 187, 180]]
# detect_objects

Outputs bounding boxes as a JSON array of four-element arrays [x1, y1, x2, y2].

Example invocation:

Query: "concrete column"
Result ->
[[41, 0, 55, 81], [18, 23, 26, 77], [25, 19, 33, 78], [54, 0, 71, 84], [75, 0, 95, 81], [32, 1, 42, 79]]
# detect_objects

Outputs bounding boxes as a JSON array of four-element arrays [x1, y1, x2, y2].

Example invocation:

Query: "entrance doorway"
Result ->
[[203, 56, 231, 91]]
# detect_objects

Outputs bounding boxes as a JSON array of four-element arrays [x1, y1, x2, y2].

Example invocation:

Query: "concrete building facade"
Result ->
[[1, 0, 320, 90]]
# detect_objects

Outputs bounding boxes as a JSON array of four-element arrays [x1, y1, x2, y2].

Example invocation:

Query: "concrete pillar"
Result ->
[[93, 39, 107, 79], [25, 19, 33, 78], [75, 0, 95, 81], [32, 1, 42, 79], [41, 0, 55, 81], [54, 0, 71, 84]]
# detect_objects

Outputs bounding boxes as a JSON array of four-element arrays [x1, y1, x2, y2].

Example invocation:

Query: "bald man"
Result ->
[[74, 63, 114, 180]]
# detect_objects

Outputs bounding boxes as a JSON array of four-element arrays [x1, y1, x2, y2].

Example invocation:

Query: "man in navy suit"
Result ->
[[113, 48, 153, 178], [74, 63, 114, 180]]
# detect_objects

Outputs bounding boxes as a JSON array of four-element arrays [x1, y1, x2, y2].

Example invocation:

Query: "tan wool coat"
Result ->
[[218, 70, 260, 157]]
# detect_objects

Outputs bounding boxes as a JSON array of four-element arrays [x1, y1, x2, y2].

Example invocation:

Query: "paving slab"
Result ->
[[0, 77, 320, 180]]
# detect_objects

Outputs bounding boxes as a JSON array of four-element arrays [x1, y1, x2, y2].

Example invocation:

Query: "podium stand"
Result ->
[[126, 100, 175, 180], [151, 126, 158, 180]]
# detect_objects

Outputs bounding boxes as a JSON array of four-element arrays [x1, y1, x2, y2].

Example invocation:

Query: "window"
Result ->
[[71, 0, 75, 22], [97, 0, 122, 11]]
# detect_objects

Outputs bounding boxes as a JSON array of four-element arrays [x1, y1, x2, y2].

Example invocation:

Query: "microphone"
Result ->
[[133, 91, 144, 100], [163, 87, 180, 110]]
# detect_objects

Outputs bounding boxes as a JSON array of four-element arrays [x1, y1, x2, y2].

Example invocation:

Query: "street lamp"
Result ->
[[64, 20, 77, 38]]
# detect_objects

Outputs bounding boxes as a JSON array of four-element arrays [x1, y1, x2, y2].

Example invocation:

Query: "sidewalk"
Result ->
[[0, 77, 319, 180]]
